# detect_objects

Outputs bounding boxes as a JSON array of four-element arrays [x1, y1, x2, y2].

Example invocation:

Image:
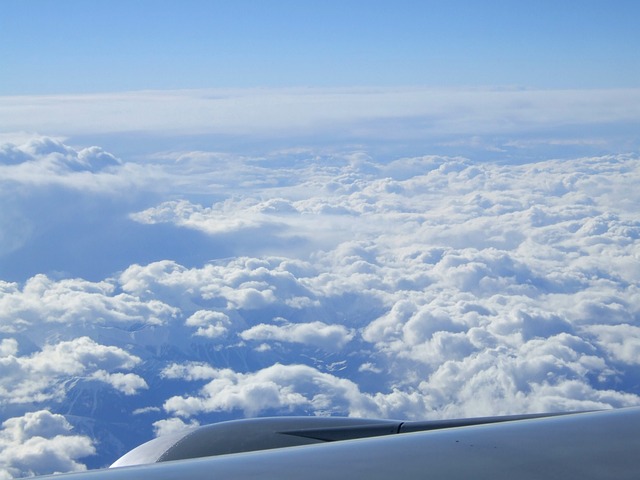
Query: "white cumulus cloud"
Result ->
[[162, 363, 379, 418], [0, 410, 94, 479], [0, 337, 145, 404], [240, 320, 354, 351], [152, 418, 200, 438], [0, 275, 178, 334], [185, 310, 231, 338]]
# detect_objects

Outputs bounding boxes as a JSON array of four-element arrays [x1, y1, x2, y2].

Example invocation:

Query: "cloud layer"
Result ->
[[1, 134, 640, 476], [2, 87, 639, 160]]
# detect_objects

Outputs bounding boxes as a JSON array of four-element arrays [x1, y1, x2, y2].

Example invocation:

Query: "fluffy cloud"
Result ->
[[20, 137, 121, 173], [0, 275, 178, 334], [0, 337, 145, 403], [185, 310, 231, 338], [161, 363, 379, 418], [418, 333, 640, 418], [240, 320, 354, 351], [584, 324, 640, 365], [0, 137, 129, 191], [152, 418, 199, 438], [131, 199, 279, 235], [0, 136, 199, 280], [119, 257, 317, 312], [89, 371, 148, 396], [0, 410, 95, 479]]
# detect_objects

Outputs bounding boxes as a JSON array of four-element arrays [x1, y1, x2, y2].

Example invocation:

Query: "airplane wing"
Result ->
[[36, 407, 640, 479]]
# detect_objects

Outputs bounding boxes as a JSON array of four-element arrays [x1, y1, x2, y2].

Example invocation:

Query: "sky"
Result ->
[[2, 0, 640, 93], [1, 1, 640, 478]]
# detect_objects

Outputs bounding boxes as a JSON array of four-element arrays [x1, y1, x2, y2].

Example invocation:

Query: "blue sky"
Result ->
[[1, 0, 639, 94], [1, 2, 640, 478]]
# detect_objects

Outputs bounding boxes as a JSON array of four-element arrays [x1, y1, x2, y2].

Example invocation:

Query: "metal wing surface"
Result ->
[[36, 407, 640, 480]]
